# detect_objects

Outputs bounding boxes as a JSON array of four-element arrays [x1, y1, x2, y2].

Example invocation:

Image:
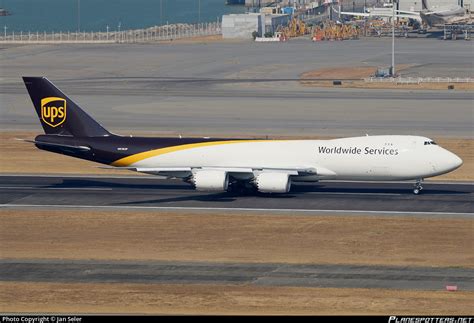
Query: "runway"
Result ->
[[1, 175, 472, 216], [1, 259, 473, 291]]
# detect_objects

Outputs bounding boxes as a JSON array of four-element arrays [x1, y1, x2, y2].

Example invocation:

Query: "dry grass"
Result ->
[[301, 80, 474, 91], [300, 66, 474, 91], [1, 131, 472, 180], [1, 209, 473, 268], [301, 66, 381, 79], [1, 282, 472, 315], [173, 34, 224, 43]]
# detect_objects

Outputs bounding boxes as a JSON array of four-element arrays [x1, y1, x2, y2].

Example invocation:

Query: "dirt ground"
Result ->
[[171, 34, 228, 43], [1, 131, 472, 181], [157, 34, 245, 44], [1, 209, 472, 268], [300, 66, 474, 91], [1, 282, 472, 315], [301, 66, 391, 79]]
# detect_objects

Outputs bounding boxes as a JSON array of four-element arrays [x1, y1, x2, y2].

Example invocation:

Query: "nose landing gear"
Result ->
[[413, 179, 424, 195]]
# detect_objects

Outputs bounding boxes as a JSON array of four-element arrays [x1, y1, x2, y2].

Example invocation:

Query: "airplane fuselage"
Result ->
[[120, 135, 462, 181], [35, 134, 462, 182]]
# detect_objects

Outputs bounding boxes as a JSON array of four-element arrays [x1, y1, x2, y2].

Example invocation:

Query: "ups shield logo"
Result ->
[[41, 97, 66, 128]]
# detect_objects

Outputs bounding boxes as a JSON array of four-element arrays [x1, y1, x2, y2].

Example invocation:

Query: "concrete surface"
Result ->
[[1, 39, 473, 138]]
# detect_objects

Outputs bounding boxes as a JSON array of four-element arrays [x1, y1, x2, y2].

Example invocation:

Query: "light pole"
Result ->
[[391, 0, 396, 76], [198, 0, 201, 24], [4, 25, 7, 40], [160, 0, 163, 25], [106, 25, 109, 40], [118, 22, 121, 42]]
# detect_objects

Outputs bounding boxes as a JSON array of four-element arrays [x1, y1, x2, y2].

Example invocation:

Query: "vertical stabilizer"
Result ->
[[23, 77, 110, 137]]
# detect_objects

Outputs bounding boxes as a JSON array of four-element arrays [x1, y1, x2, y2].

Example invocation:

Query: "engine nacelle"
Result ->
[[191, 170, 229, 192], [254, 173, 291, 193]]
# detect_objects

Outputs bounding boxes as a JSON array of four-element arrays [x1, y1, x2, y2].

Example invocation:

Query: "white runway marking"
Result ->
[[0, 185, 401, 196], [1, 203, 472, 217], [0, 186, 113, 191], [306, 192, 402, 196]]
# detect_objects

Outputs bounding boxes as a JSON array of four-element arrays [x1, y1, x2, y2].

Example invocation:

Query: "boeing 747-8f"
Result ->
[[22, 77, 462, 194]]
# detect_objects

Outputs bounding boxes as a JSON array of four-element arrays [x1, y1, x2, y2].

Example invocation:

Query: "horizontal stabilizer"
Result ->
[[16, 138, 91, 151]]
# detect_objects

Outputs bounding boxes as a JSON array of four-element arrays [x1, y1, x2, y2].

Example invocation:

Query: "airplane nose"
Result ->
[[451, 153, 463, 169], [444, 151, 463, 172]]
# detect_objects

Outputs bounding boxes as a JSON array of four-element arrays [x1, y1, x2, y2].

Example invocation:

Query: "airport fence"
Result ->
[[365, 77, 474, 84], [0, 22, 222, 44]]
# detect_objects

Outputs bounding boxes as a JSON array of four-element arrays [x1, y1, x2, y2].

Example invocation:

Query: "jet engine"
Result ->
[[191, 170, 229, 192], [254, 173, 291, 193]]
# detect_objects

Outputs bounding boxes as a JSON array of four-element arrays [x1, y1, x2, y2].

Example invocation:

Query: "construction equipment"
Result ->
[[312, 21, 360, 41], [278, 18, 310, 38]]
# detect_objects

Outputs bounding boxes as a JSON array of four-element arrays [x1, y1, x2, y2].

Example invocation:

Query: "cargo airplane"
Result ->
[[335, 0, 471, 27], [22, 77, 462, 194]]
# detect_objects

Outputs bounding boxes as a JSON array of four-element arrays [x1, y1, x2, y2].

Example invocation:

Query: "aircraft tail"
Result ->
[[22, 77, 110, 137], [422, 0, 430, 10]]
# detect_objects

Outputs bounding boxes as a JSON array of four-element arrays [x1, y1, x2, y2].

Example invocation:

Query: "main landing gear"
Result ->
[[228, 180, 257, 194], [413, 179, 424, 195]]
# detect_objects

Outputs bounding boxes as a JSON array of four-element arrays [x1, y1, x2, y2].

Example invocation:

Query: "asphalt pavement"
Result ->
[[1, 175, 472, 216], [1, 259, 472, 291], [1, 39, 473, 137]]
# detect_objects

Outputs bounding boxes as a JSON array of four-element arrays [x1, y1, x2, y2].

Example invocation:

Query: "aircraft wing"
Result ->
[[395, 13, 422, 20], [101, 165, 336, 178], [337, 8, 421, 21], [338, 11, 372, 17], [339, 11, 420, 19], [396, 9, 419, 14]]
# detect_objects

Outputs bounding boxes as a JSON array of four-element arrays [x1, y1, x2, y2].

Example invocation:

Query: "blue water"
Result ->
[[0, 0, 246, 32]]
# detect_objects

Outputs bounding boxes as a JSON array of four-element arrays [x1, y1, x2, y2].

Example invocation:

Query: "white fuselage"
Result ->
[[130, 135, 462, 181]]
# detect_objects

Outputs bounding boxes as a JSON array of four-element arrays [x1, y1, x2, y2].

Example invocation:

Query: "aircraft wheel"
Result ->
[[413, 179, 424, 195], [228, 181, 256, 195]]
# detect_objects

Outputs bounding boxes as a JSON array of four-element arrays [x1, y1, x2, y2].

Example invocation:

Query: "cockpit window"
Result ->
[[424, 141, 438, 145]]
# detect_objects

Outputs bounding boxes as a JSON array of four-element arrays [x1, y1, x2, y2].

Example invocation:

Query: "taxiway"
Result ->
[[1, 259, 473, 290]]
